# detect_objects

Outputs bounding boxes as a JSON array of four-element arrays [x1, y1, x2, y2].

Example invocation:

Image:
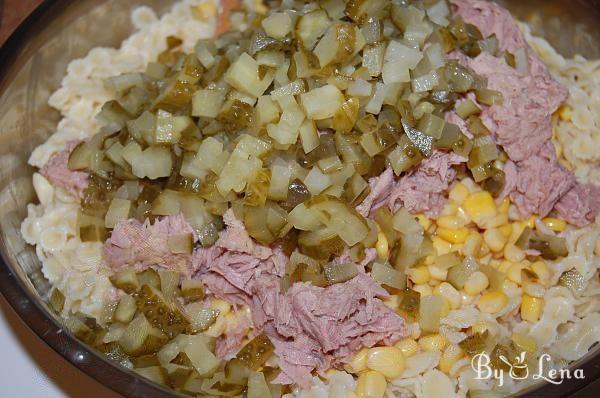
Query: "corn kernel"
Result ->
[[499, 197, 510, 213], [504, 243, 525, 262], [347, 348, 369, 373], [434, 282, 461, 309], [413, 283, 432, 297], [511, 333, 538, 353], [463, 271, 489, 296], [483, 228, 508, 252], [355, 371, 387, 398], [508, 222, 526, 245], [437, 215, 465, 229], [461, 292, 475, 305], [415, 213, 432, 230], [439, 297, 451, 317], [521, 294, 543, 322], [531, 261, 549, 284], [376, 232, 389, 260], [526, 215, 537, 229], [477, 291, 508, 313], [449, 182, 470, 204], [542, 217, 567, 233], [409, 267, 430, 284], [441, 203, 458, 216], [437, 227, 469, 244], [456, 206, 472, 225], [481, 213, 509, 229], [395, 339, 418, 357], [498, 260, 512, 274], [462, 233, 483, 258], [428, 264, 448, 281], [439, 344, 464, 373], [558, 105, 572, 121], [507, 263, 525, 284], [366, 347, 405, 380], [499, 224, 512, 238], [418, 334, 446, 352], [432, 236, 452, 255], [463, 191, 497, 227]]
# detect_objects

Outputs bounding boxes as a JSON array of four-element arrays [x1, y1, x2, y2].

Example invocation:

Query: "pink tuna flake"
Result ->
[[103, 213, 198, 276], [251, 273, 407, 388], [40, 141, 89, 198]]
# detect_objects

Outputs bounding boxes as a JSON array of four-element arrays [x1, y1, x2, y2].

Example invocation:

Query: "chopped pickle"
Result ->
[[134, 284, 191, 339], [460, 331, 490, 356], [528, 234, 568, 260], [398, 288, 420, 321], [181, 279, 206, 301], [110, 268, 140, 294], [49, 288, 65, 313], [558, 269, 587, 295], [217, 100, 254, 132], [137, 268, 161, 290], [236, 334, 274, 370], [323, 262, 358, 285]]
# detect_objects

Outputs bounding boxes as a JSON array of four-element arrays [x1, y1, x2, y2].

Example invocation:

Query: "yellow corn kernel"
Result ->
[[504, 243, 526, 262], [210, 298, 231, 316], [439, 344, 464, 373], [428, 264, 448, 281], [521, 294, 543, 322], [558, 104, 572, 121], [542, 217, 567, 233], [463, 191, 497, 227], [499, 224, 512, 238], [437, 227, 469, 244], [499, 197, 510, 213], [191, 3, 218, 21], [526, 215, 537, 229], [523, 282, 546, 298], [463, 271, 489, 296], [507, 262, 525, 284], [418, 334, 446, 352], [409, 267, 430, 284], [434, 282, 461, 309], [437, 215, 465, 229], [498, 260, 512, 274], [347, 348, 369, 374], [482, 213, 509, 229], [509, 221, 527, 245], [483, 228, 508, 252], [376, 232, 389, 260], [456, 206, 472, 225], [415, 213, 432, 230], [531, 261, 549, 284], [355, 370, 387, 398], [449, 182, 470, 204], [462, 233, 483, 258], [432, 236, 453, 255], [441, 202, 458, 216], [511, 333, 538, 353], [395, 339, 418, 357], [366, 347, 405, 380], [413, 283, 433, 297], [477, 291, 508, 313]]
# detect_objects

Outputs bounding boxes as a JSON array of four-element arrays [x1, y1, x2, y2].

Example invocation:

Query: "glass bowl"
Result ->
[[0, 1, 598, 397]]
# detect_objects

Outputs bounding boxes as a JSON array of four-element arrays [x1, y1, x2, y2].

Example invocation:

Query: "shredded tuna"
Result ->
[[451, 0, 600, 223], [555, 184, 600, 227], [194, 209, 286, 305], [387, 151, 466, 218], [251, 273, 407, 387], [356, 168, 395, 217], [40, 142, 89, 198], [103, 213, 198, 276]]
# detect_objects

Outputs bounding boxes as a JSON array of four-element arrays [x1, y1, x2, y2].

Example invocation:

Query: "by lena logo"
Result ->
[[471, 352, 585, 387]]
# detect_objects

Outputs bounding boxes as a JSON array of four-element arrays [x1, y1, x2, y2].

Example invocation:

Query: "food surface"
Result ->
[[19, 0, 600, 397]]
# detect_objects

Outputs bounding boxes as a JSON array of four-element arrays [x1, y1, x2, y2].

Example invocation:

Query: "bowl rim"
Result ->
[[0, 1, 599, 397]]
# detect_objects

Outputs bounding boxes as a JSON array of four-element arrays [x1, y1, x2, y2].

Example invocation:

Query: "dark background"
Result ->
[[0, 1, 598, 397]]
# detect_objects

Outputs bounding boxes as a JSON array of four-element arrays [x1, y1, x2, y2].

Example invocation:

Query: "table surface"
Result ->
[[0, 1, 598, 398]]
